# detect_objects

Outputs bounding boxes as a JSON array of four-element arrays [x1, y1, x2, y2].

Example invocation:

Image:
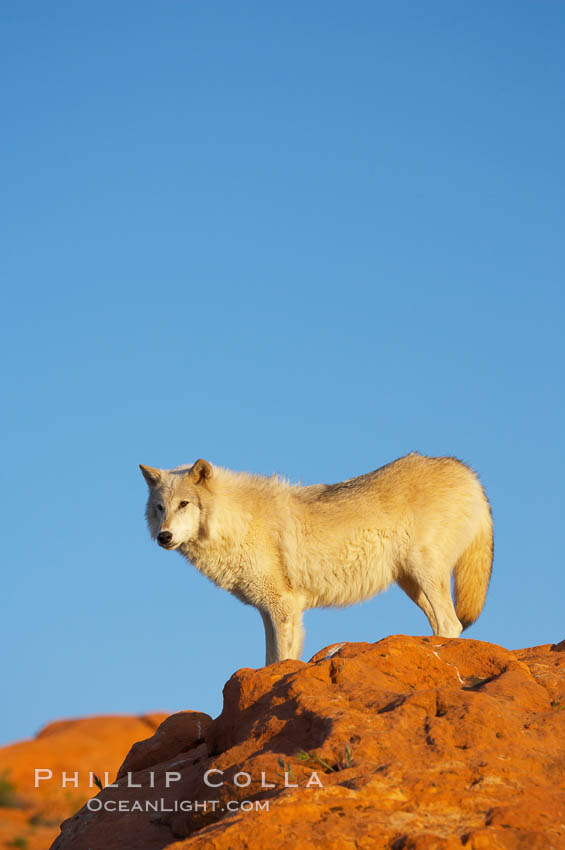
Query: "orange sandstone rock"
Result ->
[[47, 637, 565, 849], [0, 713, 169, 850], [117, 711, 211, 780]]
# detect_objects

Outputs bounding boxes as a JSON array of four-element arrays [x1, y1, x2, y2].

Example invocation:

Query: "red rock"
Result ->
[[0, 713, 169, 850], [117, 711, 212, 779], [47, 637, 565, 850]]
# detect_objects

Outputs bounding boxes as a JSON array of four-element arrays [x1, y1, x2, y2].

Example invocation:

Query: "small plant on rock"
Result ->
[[296, 745, 354, 772]]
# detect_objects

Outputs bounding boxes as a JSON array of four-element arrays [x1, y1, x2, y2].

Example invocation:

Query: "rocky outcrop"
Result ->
[[117, 711, 211, 780], [49, 636, 565, 849], [0, 713, 170, 850]]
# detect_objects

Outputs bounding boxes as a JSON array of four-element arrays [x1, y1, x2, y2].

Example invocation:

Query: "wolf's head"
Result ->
[[139, 459, 213, 550]]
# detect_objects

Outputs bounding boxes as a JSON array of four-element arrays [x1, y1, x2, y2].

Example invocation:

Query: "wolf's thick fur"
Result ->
[[140, 453, 493, 664]]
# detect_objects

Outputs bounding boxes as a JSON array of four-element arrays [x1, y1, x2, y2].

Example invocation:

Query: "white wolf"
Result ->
[[140, 453, 493, 664]]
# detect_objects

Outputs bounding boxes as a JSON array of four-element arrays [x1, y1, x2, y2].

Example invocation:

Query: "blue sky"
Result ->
[[0, 1, 563, 746]]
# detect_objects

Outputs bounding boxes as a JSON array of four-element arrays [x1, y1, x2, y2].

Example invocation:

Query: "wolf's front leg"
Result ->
[[289, 609, 305, 660], [259, 609, 276, 665], [271, 613, 294, 662], [267, 601, 304, 663]]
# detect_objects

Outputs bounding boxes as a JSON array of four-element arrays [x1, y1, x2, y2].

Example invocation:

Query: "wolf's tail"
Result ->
[[454, 510, 494, 630]]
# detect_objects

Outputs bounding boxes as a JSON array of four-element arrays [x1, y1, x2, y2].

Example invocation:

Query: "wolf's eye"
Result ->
[[179, 500, 189, 509], [156, 504, 164, 512]]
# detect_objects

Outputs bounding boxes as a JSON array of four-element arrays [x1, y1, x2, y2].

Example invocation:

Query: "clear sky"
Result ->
[[1, 1, 563, 746]]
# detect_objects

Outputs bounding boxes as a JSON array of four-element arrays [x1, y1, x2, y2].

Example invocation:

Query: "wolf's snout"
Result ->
[[157, 531, 173, 547]]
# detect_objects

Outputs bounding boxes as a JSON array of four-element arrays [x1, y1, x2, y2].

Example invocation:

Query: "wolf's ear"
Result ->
[[192, 458, 213, 484], [139, 465, 161, 487]]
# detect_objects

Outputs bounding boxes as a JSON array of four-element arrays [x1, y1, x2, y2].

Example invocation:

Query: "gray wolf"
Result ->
[[140, 453, 493, 664]]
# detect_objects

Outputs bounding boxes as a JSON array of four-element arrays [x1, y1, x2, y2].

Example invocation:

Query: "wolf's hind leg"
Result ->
[[408, 549, 463, 639], [397, 574, 438, 634]]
